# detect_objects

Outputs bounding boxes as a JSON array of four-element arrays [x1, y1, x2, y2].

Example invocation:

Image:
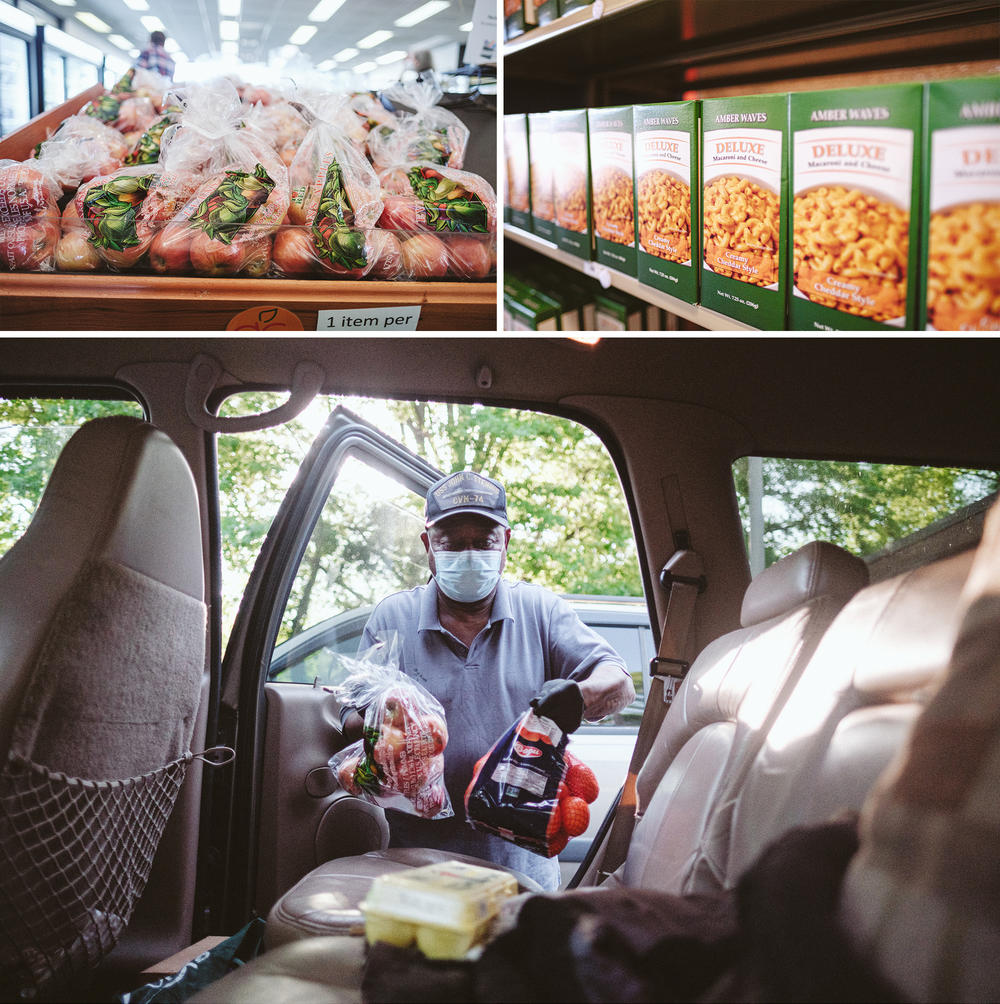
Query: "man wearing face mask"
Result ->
[[346, 470, 635, 890]]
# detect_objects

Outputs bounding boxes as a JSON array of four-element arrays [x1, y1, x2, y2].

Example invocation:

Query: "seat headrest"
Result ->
[[741, 541, 869, 627]]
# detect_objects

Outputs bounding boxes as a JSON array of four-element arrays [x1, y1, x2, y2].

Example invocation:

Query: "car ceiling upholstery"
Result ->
[[2, 336, 998, 469]]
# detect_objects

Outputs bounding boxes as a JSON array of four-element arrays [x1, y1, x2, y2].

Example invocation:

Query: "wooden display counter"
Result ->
[[0, 88, 496, 331]]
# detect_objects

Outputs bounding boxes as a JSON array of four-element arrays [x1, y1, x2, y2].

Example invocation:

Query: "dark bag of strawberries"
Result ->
[[464, 682, 600, 858]]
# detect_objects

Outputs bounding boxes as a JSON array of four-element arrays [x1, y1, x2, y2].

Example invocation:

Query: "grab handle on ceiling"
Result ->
[[184, 353, 326, 433]]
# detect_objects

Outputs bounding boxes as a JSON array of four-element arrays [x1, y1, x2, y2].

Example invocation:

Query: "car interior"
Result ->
[[1, 335, 998, 1002]]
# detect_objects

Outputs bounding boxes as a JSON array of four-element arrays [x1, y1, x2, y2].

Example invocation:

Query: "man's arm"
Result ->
[[578, 660, 636, 723]]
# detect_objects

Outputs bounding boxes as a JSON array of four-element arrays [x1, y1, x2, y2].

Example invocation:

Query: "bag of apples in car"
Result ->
[[327, 651, 452, 820], [464, 707, 599, 857]]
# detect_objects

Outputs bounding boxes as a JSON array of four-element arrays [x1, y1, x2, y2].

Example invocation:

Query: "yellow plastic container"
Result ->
[[360, 860, 519, 960]]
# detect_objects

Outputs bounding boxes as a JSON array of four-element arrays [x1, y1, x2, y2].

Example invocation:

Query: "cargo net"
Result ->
[[0, 747, 232, 1000]]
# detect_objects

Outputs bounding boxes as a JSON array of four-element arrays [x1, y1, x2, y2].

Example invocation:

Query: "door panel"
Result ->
[[215, 406, 441, 926]]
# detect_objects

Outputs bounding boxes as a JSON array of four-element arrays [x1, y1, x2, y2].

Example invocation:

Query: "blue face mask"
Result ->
[[432, 546, 503, 603]]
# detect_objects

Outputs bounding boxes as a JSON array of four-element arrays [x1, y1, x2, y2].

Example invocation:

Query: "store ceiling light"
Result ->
[[218, 0, 240, 16], [289, 24, 317, 45], [122, 0, 149, 10], [108, 33, 133, 48], [220, 40, 238, 57], [354, 60, 377, 73], [375, 49, 406, 65], [308, 0, 345, 22], [48, 0, 74, 7], [75, 11, 111, 32], [460, 21, 472, 31], [316, 57, 335, 70], [219, 19, 239, 40], [394, 1, 449, 28], [140, 14, 164, 32], [333, 46, 357, 61], [357, 29, 392, 49]]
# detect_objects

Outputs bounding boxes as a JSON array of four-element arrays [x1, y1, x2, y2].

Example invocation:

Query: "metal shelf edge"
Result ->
[[504, 226, 757, 332]]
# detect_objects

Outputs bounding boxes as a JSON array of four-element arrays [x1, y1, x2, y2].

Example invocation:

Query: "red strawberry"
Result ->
[[560, 795, 590, 837], [565, 761, 599, 804]]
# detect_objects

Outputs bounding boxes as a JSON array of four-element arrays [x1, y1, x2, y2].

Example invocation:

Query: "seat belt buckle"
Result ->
[[658, 568, 708, 593], [649, 656, 690, 680]]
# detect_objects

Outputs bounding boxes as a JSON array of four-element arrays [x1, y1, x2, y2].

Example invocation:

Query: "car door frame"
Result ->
[[206, 404, 443, 931]]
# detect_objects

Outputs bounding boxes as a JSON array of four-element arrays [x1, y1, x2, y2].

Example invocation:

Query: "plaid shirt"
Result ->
[[135, 44, 175, 81]]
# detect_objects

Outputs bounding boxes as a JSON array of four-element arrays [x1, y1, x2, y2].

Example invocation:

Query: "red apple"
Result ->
[[0, 163, 59, 220], [1, 220, 59, 271], [150, 225, 195, 273], [272, 228, 317, 276], [243, 237, 272, 278], [399, 233, 449, 279], [378, 195, 423, 232], [444, 235, 492, 279], [367, 229, 402, 280], [190, 230, 243, 276]]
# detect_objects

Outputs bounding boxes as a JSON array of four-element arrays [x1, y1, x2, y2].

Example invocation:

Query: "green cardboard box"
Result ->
[[700, 93, 789, 329], [504, 278, 562, 330], [789, 83, 923, 331], [633, 100, 700, 303], [504, 114, 532, 231], [588, 105, 637, 274], [528, 112, 557, 241], [550, 109, 592, 260], [593, 288, 651, 330], [920, 76, 1000, 332]]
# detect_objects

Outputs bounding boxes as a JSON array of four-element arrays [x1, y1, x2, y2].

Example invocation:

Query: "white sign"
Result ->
[[465, 0, 497, 66], [317, 306, 422, 331]]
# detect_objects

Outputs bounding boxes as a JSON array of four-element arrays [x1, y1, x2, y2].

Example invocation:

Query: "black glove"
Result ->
[[530, 679, 584, 734]]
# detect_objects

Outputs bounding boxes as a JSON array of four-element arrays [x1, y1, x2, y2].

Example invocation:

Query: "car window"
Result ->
[[215, 394, 644, 692], [0, 395, 145, 554], [733, 456, 1000, 574]]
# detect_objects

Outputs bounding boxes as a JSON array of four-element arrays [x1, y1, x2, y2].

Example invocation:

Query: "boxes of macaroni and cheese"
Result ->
[[920, 76, 1000, 331], [588, 106, 637, 274], [789, 83, 923, 331], [504, 114, 532, 231], [503, 275, 561, 330], [528, 112, 557, 241], [633, 101, 700, 303], [700, 93, 789, 329], [593, 288, 659, 330], [549, 109, 592, 260]]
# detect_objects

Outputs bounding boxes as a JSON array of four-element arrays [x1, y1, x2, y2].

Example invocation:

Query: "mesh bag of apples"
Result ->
[[0, 74, 495, 281], [329, 662, 453, 821], [464, 708, 599, 858]]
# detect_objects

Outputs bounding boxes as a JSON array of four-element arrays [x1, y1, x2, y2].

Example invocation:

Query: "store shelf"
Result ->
[[0, 273, 495, 331], [1, 87, 497, 331], [505, 225, 755, 331], [504, 0, 1000, 107]]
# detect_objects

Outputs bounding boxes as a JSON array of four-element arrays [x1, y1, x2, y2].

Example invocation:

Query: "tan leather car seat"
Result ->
[[0, 416, 206, 998]]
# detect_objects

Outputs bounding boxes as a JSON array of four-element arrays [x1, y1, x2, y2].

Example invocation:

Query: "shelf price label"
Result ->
[[318, 306, 423, 331]]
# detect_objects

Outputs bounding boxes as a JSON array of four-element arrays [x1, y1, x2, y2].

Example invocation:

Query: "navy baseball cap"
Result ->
[[424, 471, 509, 528]]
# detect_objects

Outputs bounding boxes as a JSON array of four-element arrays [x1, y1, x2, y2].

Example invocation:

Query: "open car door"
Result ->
[[208, 405, 443, 932]]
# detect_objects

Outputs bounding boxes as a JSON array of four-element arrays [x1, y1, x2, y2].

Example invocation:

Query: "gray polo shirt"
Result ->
[[359, 578, 629, 890]]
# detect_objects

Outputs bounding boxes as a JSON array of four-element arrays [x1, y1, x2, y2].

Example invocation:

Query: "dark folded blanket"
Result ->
[[362, 817, 898, 1004]]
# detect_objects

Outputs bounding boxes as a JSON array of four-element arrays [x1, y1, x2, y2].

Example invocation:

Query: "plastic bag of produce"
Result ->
[[139, 79, 289, 276], [378, 163, 495, 280], [348, 91, 400, 153], [111, 66, 172, 108], [31, 115, 129, 187], [243, 98, 310, 167], [0, 159, 63, 271], [370, 73, 469, 170], [72, 163, 164, 270], [271, 92, 391, 278], [122, 104, 182, 167], [465, 708, 599, 857], [327, 647, 452, 820]]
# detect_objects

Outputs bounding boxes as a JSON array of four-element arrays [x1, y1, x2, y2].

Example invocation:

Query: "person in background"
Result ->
[[343, 470, 636, 891], [135, 30, 175, 81]]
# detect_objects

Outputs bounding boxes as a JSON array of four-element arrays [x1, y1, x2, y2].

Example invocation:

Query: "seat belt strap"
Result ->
[[595, 549, 705, 882]]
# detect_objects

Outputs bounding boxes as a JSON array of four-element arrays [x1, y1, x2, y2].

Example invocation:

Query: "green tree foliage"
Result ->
[[732, 456, 999, 566], [0, 397, 143, 551]]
